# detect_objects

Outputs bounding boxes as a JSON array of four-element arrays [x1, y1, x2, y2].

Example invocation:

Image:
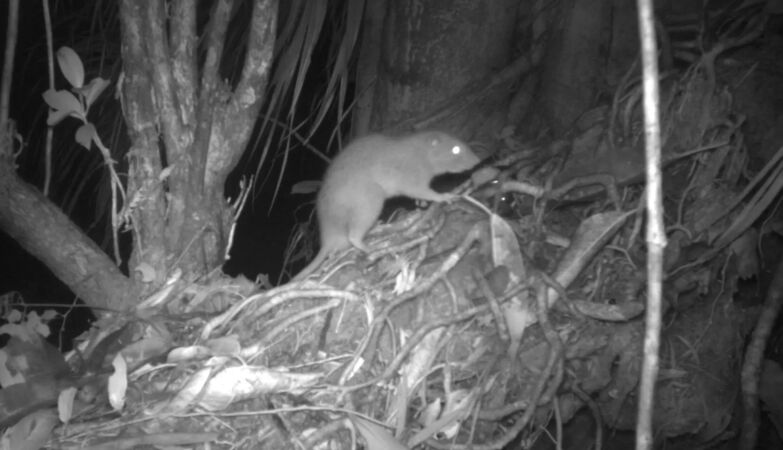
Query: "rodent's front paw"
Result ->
[[439, 192, 460, 203], [415, 193, 457, 208]]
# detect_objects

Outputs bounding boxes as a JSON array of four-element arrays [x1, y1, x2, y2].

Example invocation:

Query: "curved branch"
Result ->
[[0, 164, 139, 311], [206, 0, 277, 189]]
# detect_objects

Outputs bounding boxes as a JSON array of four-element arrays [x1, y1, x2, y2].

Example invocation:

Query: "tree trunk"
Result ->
[[365, 0, 519, 137], [353, 0, 386, 136], [0, 0, 276, 311], [539, 0, 613, 132], [116, 0, 276, 298]]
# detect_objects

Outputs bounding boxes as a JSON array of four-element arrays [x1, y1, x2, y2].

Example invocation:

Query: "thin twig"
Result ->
[[635, 0, 666, 448], [42, 0, 54, 195], [0, 0, 19, 149]]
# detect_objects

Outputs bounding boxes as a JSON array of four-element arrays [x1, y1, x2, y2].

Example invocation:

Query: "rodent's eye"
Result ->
[[451, 145, 461, 155]]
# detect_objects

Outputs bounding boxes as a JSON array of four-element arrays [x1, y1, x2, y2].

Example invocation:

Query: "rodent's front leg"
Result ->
[[402, 186, 458, 203]]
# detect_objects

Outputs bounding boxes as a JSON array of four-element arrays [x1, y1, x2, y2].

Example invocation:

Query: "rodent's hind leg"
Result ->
[[347, 235, 371, 253], [345, 195, 384, 253]]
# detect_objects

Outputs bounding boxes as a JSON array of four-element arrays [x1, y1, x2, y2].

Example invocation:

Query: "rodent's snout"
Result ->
[[456, 148, 483, 173]]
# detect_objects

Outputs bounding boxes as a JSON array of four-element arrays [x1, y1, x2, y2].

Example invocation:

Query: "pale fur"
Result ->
[[291, 131, 480, 281]]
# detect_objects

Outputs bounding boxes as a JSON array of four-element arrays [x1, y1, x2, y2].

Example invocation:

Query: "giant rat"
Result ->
[[292, 131, 480, 281]]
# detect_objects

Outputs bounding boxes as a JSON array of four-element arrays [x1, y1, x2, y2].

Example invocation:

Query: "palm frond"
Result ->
[[254, 0, 367, 208]]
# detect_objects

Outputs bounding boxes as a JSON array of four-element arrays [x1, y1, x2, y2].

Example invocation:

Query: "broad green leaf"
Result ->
[[57, 387, 77, 423], [108, 353, 128, 411], [42, 89, 82, 117], [75, 124, 96, 150], [56, 47, 84, 89], [46, 109, 70, 126], [81, 77, 110, 109]]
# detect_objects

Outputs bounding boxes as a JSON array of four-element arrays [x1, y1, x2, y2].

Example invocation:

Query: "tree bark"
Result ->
[[369, 0, 518, 137], [353, 0, 386, 136], [0, 0, 277, 312], [0, 161, 138, 311], [118, 0, 276, 290], [539, 0, 612, 132]]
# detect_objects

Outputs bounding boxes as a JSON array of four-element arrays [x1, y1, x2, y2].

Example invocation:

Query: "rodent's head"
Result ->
[[418, 131, 480, 173]]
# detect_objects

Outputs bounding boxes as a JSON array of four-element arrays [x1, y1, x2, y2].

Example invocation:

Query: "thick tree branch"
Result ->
[[143, 1, 190, 161], [0, 163, 138, 311], [192, 0, 233, 190], [206, 0, 277, 189], [202, 0, 232, 96], [170, 0, 198, 127], [119, 0, 168, 285]]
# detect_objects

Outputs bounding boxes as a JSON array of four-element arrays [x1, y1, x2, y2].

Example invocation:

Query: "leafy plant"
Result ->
[[42, 46, 124, 263]]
